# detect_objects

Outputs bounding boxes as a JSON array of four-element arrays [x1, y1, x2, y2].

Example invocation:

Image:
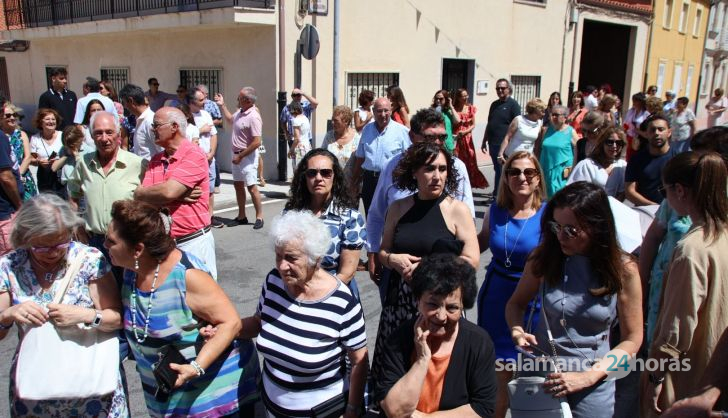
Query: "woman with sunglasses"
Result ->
[[1, 103, 36, 201], [284, 149, 366, 299], [567, 126, 628, 199], [476, 151, 547, 418], [643, 151, 728, 416], [535, 104, 578, 198], [0, 194, 128, 417], [431, 89, 460, 153], [505, 182, 643, 418]]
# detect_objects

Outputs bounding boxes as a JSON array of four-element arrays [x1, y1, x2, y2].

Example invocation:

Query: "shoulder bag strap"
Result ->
[[539, 281, 562, 373], [51, 252, 85, 305]]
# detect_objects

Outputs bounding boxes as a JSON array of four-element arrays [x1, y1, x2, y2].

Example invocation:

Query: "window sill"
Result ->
[[513, 0, 547, 8]]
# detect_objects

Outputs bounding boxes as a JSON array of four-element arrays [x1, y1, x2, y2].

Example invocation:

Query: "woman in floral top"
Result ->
[[0, 194, 128, 418], [1, 104, 37, 200]]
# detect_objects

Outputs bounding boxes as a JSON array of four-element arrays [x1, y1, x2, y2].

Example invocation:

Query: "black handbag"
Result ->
[[153, 345, 187, 398], [310, 391, 348, 418]]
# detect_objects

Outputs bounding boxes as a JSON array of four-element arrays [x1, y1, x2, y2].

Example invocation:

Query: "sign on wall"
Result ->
[[309, 0, 328, 15]]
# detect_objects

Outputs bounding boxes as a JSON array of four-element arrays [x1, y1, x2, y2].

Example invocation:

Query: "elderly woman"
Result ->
[[643, 152, 728, 416], [238, 210, 367, 417], [105, 199, 258, 417], [506, 182, 643, 418], [0, 194, 127, 417], [321, 105, 360, 173], [476, 151, 547, 418], [284, 148, 366, 299], [542, 92, 562, 125], [30, 108, 65, 197], [1, 103, 36, 200], [575, 111, 606, 163], [498, 98, 546, 161], [669, 96, 696, 148], [568, 126, 628, 199], [535, 104, 578, 197], [376, 253, 497, 417], [370, 141, 479, 396]]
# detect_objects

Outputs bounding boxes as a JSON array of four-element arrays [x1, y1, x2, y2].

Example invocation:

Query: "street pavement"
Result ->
[[0, 163, 496, 417]]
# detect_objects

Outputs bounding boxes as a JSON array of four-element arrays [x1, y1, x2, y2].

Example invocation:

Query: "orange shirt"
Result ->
[[416, 352, 453, 413]]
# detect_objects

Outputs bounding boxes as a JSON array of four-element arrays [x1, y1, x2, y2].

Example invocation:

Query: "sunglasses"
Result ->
[[31, 241, 71, 253], [548, 221, 581, 239], [505, 167, 539, 181], [305, 168, 334, 179], [605, 139, 626, 147], [495, 87, 508, 91], [421, 133, 448, 143], [3, 113, 18, 118]]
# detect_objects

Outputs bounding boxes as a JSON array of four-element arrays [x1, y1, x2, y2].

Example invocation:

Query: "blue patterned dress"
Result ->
[[122, 251, 259, 417], [8, 129, 37, 201], [0, 242, 128, 418], [318, 201, 366, 299]]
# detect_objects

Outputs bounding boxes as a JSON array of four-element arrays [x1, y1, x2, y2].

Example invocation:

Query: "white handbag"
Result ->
[[15, 255, 119, 400]]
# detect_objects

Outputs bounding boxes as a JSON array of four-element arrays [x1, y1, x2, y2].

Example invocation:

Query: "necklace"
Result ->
[[503, 209, 532, 268], [130, 262, 161, 344]]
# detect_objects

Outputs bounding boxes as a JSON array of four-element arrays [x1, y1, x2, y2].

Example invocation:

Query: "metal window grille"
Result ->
[[45, 65, 67, 90], [0, 58, 10, 100], [100, 67, 130, 95], [346, 72, 399, 111], [511, 75, 541, 112], [179, 68, 222, 96]]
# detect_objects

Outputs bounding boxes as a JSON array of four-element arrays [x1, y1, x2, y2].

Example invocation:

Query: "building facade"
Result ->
[[696, 0, 728, 125]]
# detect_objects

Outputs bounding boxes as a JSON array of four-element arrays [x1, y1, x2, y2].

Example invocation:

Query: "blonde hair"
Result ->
[[525, 98, 547, 115], [495, 151, 547, 211]]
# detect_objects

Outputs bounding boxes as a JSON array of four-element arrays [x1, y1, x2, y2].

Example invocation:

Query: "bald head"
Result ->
[[153, 107, 188, 149], [373, 97, 392, 129]]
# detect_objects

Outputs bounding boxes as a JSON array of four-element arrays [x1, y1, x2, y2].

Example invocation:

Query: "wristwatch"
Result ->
[[649, 373, 665, 385], [90, 310, 103, 328]]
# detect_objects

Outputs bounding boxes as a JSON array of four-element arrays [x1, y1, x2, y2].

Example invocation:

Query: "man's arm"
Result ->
[[213, 94, 234, 124], [134, 179, 191, 206], [208, 134, 218, 162], [0, 169, 21, 210], [295, 88, 318, 109], [625, 181, 657, 206]]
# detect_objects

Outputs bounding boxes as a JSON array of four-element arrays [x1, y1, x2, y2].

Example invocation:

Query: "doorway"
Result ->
[[578, 20, 631, 100], [442, 58, 475, 98]]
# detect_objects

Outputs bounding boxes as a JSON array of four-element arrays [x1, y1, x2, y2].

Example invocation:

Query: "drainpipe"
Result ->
[[278, 0, 288, 181], [333, 0, 340, 106], [568, 1, 580, 98]]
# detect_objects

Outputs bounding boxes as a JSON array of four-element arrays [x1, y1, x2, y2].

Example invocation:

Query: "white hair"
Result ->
[[89, 111, 120, 134], [270, 210, 330, 266], [164, 108, 188, 134], [242, 87, 257, 103], [11, 194, 85, 248], [196, 84, 209, 95]]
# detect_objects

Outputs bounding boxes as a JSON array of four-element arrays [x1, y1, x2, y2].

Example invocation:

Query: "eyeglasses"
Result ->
[[151, 121, 174, 130], [495, 87, 508, 91], [305, 168, 334, 179], [3, 113, 18, 118], [504, 167, 539, 181], [421, 133, 448, 143], [151, 83, 160, 86], [548, 221, 581, 239], [31, 241, 71, 253], [605, 139, 626, 147]]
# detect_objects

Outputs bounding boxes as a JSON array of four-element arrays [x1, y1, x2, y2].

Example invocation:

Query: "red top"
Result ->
[[142, 139, 210, 237]]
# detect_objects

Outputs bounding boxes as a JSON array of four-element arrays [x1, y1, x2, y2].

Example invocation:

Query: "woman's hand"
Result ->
[[640, 372, 667, 414], [413, 315, 431, 363], [389, 253, 421, 278], [37, 158, 51, 168], [199, 325, 218, 342], [511, 327, 538, 351], [7, 301, 49, 326], [47, 303, 93, 327], [544, 371, 598, 398], [169, 363, 199, 388]]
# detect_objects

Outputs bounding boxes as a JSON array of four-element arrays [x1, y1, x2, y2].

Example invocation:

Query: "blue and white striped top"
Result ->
[[256, 268, 367, 413]]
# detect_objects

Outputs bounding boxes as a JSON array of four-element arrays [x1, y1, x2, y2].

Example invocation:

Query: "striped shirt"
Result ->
[[142, 139, 210, 237], [256, 269, 367, 412]]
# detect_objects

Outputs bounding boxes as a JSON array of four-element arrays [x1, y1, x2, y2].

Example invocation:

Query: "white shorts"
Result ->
[[232, 150, 259, 186], [176, 230, 217, 281]]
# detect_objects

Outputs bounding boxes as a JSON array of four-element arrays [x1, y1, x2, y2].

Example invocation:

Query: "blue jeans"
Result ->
[[489, 142, 502, 196]]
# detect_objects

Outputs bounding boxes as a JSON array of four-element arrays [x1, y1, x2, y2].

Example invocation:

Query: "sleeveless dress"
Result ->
[[539, 125, 574, 198], [370, 193, 459, 391], [477, 203, 545, 361], [8, 129, 37, 200], [454, 105, 488, 189], [122, 251, 259, 417], [534, 255, 617, 418]]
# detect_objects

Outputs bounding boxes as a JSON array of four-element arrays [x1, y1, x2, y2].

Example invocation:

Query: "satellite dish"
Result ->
[[299, 24, 320, 60]]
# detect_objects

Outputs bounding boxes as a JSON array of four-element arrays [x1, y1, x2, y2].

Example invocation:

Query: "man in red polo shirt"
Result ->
[[134, 106, 217, 279]]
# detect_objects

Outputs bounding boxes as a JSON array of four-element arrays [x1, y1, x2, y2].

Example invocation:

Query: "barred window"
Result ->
[[510, 75, 542, 110], [100, 67, 130, 95], [180, 68, 223, 96], [346, 72, 399, 111]]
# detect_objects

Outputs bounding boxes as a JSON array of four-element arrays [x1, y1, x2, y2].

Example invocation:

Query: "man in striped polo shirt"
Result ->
[[134, 106, 217, 279]]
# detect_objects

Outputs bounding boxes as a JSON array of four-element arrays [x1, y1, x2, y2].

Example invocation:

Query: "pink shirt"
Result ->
[[142, 139, 210, 238], [231, 107, 262, 152]]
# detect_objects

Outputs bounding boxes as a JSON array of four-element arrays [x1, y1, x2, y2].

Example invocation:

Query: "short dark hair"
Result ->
[[358, 89, 375, 107], [410, 108, 444, 136], [584, 85, 596, 94], [690, 126, 728, 164], [49, 67, 67, 78], [411, 253, 477, 310], [148, 77, 158, 86], [119, 84, 146, 106], [288, 101, 303, 115], [86, 77, 101, 92], [677, 96, 690, 106], [285, 148, 356, 212], [393, 142, 458, 194], [645, 112, 670, 128]]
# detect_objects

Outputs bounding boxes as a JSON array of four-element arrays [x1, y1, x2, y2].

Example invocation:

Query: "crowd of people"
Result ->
[[0, 67, 725, 418]]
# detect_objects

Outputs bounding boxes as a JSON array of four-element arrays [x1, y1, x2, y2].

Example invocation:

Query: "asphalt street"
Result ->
[[0, 165, 496, 417]]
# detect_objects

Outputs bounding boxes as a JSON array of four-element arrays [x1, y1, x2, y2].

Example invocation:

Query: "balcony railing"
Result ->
[[3, 0, 274, 29]]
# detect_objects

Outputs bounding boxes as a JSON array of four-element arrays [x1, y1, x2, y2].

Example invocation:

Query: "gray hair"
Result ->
[[161, 107, 188, 134], [196, 84, 209, 95], [496, 78, 513, 91], [11, 194, 85, 248], [89, 111, 120, 134], [270, 210, 330, 266], [552, 105, 568, 115], [242, 87, 257, 103]]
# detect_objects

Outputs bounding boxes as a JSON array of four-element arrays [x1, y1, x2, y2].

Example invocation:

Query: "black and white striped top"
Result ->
[[256, 269, 367, 410]]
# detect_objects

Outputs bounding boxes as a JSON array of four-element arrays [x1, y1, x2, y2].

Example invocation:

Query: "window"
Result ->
[[510, 75, 541, 111], [179, 68, 223, 96], [673, 63, 683, 95], [686, 65, 694, 97], [345, 72, 399, 111], [679, 2, 689, 33], [664, 0, 674, 28], [100, 67, 129, 96], [442, 59, 475, 101], [45, 66, 67, 90], [0, 58, 9, 101], [694, 8, 703, 37], [701, 61, 711, 95], [657, 61, 667, 95]]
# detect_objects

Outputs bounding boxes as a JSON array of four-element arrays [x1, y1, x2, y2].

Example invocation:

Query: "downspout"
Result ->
[[277, 0, 288, 181], [333, 0, 340, 106]]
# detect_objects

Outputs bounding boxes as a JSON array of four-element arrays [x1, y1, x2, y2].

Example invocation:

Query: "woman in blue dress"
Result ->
[[476, 151, 547, 418], [536, 105, 578, 198]]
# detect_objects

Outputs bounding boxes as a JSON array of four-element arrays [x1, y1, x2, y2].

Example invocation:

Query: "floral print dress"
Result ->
[[8, 129, 37, 201], [0, 242, 128, 418]]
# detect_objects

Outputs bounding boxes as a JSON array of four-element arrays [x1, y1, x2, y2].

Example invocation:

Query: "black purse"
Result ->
[[153, 345, 187, 399], [310, 391, 348, 418]]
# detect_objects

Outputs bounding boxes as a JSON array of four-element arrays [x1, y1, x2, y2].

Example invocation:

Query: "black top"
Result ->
[[625, 146, 681, 204], [38, 88, 78, 129], [374, 318, 497, 417], [485, 97, 521, 146], [576, 137, 588, 163], [392, 193, 455, 257]]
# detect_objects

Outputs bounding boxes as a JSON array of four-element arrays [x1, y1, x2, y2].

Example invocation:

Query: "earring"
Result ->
[[134, 257, 139, 270]]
